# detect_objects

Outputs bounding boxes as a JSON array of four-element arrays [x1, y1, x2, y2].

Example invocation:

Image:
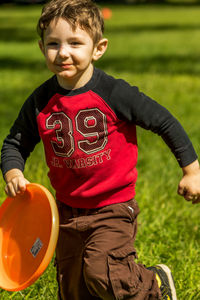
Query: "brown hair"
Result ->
[[37, 0, 104, 45]]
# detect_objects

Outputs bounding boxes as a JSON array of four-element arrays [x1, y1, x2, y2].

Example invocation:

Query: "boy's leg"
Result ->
[[55, 199, 161, 300], [83, 199, 161, 300], [55, 201, 99, 300]]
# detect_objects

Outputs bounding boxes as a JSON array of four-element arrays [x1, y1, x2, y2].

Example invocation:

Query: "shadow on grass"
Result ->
[[96, 53, 200, 75], [97, 54, 200, 75], [105, 23, 200, 35], [0, 57, 45, 71], [0, 27, 38, 42]]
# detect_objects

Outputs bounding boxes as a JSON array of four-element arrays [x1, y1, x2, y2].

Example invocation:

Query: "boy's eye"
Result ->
[[70, 41, 81, 46], [47, 42, 58, 46]]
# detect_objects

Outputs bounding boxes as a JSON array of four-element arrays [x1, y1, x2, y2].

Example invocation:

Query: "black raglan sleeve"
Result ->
[[107, 78, 197, 167], [1, 94, 41, 177]]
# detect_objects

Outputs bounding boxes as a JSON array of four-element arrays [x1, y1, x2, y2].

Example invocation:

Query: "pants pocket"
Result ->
[[119, 199, 140, 223], [108, 245, 141, 300]]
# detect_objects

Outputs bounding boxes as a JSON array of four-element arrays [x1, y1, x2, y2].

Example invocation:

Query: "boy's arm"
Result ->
[[178, 160, 200, 204], [105, 78, 200, 203], [4, 168, 30, 198], [1, 93, 41, 195]]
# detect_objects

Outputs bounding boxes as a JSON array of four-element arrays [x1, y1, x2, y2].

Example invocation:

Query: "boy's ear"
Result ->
[[38, 40, 45, 55], [93, 38, 108, 61]]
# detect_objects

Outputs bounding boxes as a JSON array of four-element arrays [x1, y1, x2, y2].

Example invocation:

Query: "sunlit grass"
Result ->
[[0, 3, 200, 299]]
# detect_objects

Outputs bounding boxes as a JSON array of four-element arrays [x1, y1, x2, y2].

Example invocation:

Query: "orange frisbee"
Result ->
[[0, 183, 59, 291]]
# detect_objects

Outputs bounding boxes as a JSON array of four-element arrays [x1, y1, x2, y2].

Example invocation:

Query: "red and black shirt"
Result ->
[[1, 68, 197, 208]]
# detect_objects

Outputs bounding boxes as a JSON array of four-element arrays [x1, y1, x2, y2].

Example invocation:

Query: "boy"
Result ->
[[1, 0, 200, 299]]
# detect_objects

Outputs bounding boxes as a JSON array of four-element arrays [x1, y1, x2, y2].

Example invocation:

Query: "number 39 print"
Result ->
[[46, 108, 108, 157]]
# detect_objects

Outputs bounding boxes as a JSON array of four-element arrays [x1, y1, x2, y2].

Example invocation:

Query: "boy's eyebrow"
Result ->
[[45, 33, 86, 41], [44, 36, 59, 43]]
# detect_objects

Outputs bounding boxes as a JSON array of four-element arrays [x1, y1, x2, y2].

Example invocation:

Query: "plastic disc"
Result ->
[[0, 183, 59, 291]]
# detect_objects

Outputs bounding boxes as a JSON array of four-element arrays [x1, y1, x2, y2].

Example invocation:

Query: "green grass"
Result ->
[[0, 3, 200, 299]]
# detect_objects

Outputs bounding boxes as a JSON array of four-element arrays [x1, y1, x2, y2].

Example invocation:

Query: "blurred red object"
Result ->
[[102, 7, 112, 20]]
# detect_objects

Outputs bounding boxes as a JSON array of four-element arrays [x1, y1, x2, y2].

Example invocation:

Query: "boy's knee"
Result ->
[[83, 255, 114, 299], [84, 246, 148, 300]]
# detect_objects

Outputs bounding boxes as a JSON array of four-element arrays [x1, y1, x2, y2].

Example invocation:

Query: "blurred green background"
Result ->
[[0, 2, 200, 299]]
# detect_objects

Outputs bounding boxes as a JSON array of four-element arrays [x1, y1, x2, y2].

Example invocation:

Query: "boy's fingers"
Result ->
[[178, 184, 200, 203], [182, 191, 196, 201], [192, 198, 200, 204], [5, 182, 17, 198], [177, 185, 186, 196], [192, 194, 200, 204], [5, 177, 29, 198], [18, 178, 27, 193]]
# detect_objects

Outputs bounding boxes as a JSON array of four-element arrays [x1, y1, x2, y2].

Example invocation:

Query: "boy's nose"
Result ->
[[58, 45, 70, 58]]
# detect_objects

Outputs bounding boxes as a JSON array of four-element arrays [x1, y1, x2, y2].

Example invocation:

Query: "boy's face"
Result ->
[[39, 17, 107, 89]]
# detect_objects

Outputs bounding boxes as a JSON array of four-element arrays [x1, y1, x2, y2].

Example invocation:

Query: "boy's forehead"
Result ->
[[44, 17, 91, 39]]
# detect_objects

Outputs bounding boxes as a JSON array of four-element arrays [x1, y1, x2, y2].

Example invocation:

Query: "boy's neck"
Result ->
[[57, 64, 94, 90]]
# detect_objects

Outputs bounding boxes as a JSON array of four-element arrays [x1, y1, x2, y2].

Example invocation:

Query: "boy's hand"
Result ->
[[4, 169, 30, 198], [178, 160, 200, 204]]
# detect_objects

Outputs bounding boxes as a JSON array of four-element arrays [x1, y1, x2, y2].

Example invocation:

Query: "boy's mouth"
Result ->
[[57, 63, 72, 69]]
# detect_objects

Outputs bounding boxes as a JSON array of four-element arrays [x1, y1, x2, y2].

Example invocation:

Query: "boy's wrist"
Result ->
[[181, 159, 200, 176]]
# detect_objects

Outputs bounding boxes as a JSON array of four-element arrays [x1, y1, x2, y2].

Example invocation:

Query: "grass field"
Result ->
[[0, 3, 200, 299]]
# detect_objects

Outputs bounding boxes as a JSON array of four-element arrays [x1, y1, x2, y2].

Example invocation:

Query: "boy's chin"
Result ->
[[56, 74, 77, 89]]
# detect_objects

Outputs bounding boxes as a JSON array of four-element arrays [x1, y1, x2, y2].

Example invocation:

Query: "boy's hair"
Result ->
[[37, 0, 104, 45]]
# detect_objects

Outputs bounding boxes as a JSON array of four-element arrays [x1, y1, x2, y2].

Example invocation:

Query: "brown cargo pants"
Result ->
[[55, 199, 161, 300]]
